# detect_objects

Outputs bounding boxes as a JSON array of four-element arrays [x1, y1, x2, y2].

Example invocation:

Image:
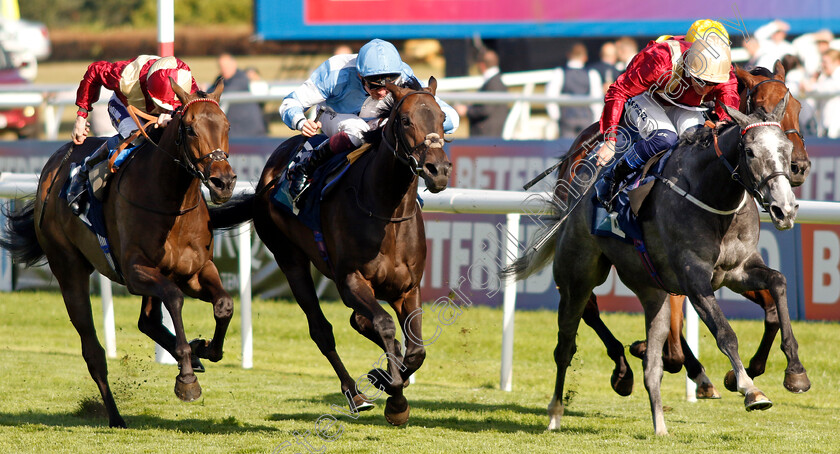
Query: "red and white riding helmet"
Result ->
[[145, 56, 193, 111]]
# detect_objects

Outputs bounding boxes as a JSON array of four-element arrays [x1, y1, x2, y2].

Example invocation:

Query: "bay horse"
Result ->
[[504, 96, 799, 435], [0, 80, 237, 427], [208, 77, 450, 426], [575, 61, 811, 399]]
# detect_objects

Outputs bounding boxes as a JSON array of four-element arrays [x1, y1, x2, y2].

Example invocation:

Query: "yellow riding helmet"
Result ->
[[686, 19, 730, 44], [684, 32, 732, 84]]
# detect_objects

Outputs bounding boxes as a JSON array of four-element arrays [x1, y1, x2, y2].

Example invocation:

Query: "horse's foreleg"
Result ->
[[390, 287, 425, 381], [581, 294, 633, 396], [740, 290, 778, 379], [184, 261, 234, 363], [735, 262, 809, 393], [338, 272, 409, 426], [125, 264, 200, 402], [679, 332, 721, 399], [641, 290, 671, 436], [683, 274, 771, 411]]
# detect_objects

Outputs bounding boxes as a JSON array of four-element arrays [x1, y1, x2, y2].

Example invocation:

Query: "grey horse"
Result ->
[[503, 95, 799, 435]]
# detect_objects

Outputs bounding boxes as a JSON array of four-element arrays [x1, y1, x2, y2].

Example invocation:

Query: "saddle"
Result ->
[[272, 137, 372, 232]]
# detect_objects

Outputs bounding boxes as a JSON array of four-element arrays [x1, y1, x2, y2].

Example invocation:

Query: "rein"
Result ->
[[379, 90, 439, 175], [115, 99, 229, 216], [711, 121, 789, 211]]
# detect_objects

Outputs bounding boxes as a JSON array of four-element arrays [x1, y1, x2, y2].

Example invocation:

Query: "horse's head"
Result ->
[[722, 95, 798, 230], [384, 77, 451, 193], [737, 62, 809, 186], [170, 77, 237, 204]]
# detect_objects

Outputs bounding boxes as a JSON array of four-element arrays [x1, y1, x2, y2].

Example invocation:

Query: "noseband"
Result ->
[[380, 90, 441, 175], [714, 121, 789, 210], [174, 98, 230, 184], [744, 78, 804, 143]]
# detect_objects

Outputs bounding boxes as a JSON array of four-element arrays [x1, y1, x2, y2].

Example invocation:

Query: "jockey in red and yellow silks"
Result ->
[[593, 21, 741, 211]]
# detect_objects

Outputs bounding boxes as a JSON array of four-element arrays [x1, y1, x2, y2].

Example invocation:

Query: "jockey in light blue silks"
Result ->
[[279, 38, 459, 201]]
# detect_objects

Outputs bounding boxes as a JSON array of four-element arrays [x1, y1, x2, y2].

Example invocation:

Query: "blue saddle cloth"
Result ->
[[592, 149, 673, 242], [270, 136, 357, 232]]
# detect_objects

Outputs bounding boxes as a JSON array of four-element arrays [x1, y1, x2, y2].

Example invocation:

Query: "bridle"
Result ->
[[173, 98, 230, 185], [713, 120, 790, 210], [744, 78, 804, 143], [379, 90, 439, 175]]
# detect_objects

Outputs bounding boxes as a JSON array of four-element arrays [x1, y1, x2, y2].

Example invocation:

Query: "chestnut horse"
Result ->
[[562, 61, 811, 398], [209, 77, 451, 426], [0, 80, 237, 427]]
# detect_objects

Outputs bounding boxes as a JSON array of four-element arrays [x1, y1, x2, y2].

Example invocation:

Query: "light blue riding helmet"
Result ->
[[356, 39, 403, 78]]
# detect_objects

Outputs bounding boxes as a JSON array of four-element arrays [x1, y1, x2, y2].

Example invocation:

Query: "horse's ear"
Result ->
[[735, 65, 756, 89], [719, 100, 750, 127], [771, 91, 791, 122], [773, 59, 786, 81], [426, 76, 437, 95], [170, 76, 192, 105], [208, 78, 224, 102], [386, 81, 407, 100]]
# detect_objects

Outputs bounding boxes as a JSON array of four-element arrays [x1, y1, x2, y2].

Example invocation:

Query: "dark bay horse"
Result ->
[[209, 77, 451, 426], [0, 80, 236, 427], [577, 62, 811, 399], [504, 97, 799, 435]]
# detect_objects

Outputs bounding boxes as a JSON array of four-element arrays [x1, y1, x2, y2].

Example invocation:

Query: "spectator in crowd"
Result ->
[[614, 36, 639, 72], [742, 37, 762, 71], [793, 29, 834, 76], [754, 20, 796, 70], [333, 44, 353, 56], [455, 48, 509, 137], [588, 41, 619, 93], [781, 54, 818, 135], [546, 42, 603, 138], [801, 49, 840, 138], [209, 53, 267, 137]]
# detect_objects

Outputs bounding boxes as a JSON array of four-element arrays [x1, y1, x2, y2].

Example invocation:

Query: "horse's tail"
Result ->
[[209, 192, 256, 230], [499, 197, 565, 282], [0, 198, 46, 267]]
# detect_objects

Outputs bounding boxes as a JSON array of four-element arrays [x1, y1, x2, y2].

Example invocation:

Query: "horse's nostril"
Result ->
[[770, 205, 786, 220], [209, 177, 224, 189], [424, 163, 438, 176]]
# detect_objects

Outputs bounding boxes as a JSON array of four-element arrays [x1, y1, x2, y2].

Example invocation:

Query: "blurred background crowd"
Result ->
[[0, 0, 838, 142]]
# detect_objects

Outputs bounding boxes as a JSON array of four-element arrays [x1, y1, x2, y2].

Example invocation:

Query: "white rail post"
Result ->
[[154, 306, 177, 364], [238, 222, 253, 369], [500, 213, 520, 392], [685, 297, 699, 402], [99, 274, 116, 358]]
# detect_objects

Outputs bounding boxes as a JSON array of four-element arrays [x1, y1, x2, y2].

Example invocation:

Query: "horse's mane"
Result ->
[[360, 76, 426, 145], [737, 66, 776, 93]]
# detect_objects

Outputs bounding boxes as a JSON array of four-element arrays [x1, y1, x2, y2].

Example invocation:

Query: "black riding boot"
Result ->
[[289, 139, 333, 202], [594, 158, 634, 212], [67, 140, 111, 215]]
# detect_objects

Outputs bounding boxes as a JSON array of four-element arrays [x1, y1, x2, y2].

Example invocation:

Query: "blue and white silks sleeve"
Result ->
[[279, 58, 334, 131]]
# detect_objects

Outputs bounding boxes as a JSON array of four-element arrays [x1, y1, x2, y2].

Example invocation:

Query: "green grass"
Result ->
[[0, 291, 838, 453]]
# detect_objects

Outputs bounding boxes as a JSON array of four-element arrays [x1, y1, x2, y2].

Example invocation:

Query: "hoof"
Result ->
[[174, 375, 202, 402], [695, 382, 721, 399], [724, 370, 738, 392], [744, 390, 772, 411], [109, 416, 128, 429], [783, 372, 811, 393], [384, 395, 410, 426], [190, 338, 222, 363], [367, 368, 400, 395], [350, 393, 375, 413], [629, 340, 646, 360], [610, 366, 634, 397]]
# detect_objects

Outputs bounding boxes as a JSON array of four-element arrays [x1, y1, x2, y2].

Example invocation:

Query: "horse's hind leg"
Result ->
[[183, 261, 234, 364], [582, 294, 633, 396], [51, 256, 126, 428], [678, 333, 720, 399]]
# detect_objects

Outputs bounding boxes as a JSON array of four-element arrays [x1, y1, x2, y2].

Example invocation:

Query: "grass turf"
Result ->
[[0, 291, 837, 453]]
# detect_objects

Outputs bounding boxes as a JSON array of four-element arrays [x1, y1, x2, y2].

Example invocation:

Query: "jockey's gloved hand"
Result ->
[[156, 113, 173, 128], [72, 115, 90, 145], [298, 118, 322, 137], [595, 139, 617, 167]]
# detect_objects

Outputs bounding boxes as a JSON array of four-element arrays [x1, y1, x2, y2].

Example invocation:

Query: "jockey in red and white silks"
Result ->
[[72, 55, 200, 145]]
